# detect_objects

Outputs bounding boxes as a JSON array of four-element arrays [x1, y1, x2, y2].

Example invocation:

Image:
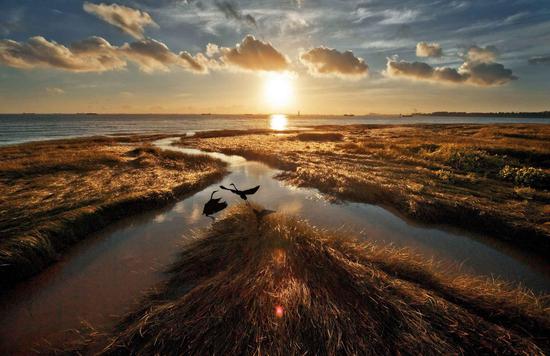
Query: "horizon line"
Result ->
[[0, 110, 549, 116]]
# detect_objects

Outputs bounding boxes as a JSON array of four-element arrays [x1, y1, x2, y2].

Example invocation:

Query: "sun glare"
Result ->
[[264, 73, 294, 109], [270, 114, 288, 131]]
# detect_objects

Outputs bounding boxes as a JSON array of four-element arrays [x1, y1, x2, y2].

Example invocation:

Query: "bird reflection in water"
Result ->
[[202, 190, 228, 220]]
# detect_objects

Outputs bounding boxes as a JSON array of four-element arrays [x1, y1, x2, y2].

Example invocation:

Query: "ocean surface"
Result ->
[[0, 114, 548, 145]]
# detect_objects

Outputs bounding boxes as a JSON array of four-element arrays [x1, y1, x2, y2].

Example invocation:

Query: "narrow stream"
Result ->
[[1, 138, 548, 354]]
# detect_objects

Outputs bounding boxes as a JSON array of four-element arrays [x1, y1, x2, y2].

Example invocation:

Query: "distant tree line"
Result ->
[[419, 111, 550, 118]]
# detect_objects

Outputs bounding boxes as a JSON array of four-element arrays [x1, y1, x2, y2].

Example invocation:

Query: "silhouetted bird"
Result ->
[[220, 183, 260, 201], [202, 190, 228, 218]]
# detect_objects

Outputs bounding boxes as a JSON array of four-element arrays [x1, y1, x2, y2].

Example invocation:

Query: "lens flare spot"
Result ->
[[275, 305, 284, 318]]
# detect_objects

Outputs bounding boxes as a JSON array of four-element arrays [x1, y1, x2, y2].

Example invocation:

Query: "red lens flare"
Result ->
[[275, 305, 284, 318]]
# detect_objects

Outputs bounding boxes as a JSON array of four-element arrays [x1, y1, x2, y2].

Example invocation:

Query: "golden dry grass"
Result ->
[[0, 137, 227, 287], [295, 132, 344, 141], [180, 124, 550, 255], [92, 205, 549, 355]]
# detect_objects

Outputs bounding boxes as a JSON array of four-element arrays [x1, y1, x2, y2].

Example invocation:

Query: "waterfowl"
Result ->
[[202, 190, 228, 217], [220, 183, 260, 201]]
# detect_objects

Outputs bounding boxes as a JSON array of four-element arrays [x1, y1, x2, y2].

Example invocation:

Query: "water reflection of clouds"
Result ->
[[278, 200, 303, 215], [242, 163, 279, 180], [189, 204, 202, 223], [154, 213, 167, 223], [174, 202, 186, 214]]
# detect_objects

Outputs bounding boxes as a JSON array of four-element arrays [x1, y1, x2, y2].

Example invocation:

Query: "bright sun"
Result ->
[[263, 72, 294, 109]]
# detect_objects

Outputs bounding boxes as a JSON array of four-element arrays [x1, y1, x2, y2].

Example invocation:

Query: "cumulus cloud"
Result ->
[[0, 36, 207, 74], [0, 36, 126, 72], [528, 56, 550, 65], [121, 38, 177, 72], [120, 38, 208, 73], [299, 47, 368, 79], [0, 34, 290, 75], [214, 1, 256, 27], [386, 60, 435, 79], [216, 35, 290, 72], [464, 45, 498, 63], [416, 41, 442, 58], [386, 57, 516, 86], [70, 36, 127, 69], [83, 2, 158, 39], [206, 43, 219, 57], [458, 61, 517, 86], [179, 51, 209, 73], [386, 43, 516, 86]]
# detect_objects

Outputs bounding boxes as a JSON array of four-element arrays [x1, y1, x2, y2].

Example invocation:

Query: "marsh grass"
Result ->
[[180, 124, 550, 254], [295, 132, 344, 142], [0, 137, 227, 287], [192, 129, 279, 139], [93, 205, 549, 355]]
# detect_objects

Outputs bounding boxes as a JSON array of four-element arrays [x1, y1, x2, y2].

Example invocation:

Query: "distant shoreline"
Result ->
[[0, 111, 549, 118], [417, 111, 550, 118]]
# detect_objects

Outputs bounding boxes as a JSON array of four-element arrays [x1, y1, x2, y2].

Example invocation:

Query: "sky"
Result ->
[[0, 0, 549, 114]]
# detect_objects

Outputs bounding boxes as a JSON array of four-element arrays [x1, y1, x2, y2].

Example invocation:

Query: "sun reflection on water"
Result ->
[[270, 114, 288, 131]]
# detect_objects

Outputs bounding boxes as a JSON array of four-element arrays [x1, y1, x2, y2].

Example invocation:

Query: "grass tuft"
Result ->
[[95, 205, 550, 355], [295, 132, 344, 142]]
